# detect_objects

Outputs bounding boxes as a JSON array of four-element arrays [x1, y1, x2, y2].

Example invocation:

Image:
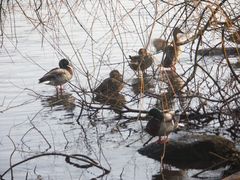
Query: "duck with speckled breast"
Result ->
[[39, 59, 73, 93], [145, 108, 183, 144], [129, 48, 154, 74]]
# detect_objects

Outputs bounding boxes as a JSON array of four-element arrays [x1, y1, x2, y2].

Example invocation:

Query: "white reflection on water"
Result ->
[[0, 1, 158, 180]]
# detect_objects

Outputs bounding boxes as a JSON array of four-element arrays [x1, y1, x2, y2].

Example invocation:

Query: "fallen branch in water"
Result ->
[[0, 152, 110, 180]]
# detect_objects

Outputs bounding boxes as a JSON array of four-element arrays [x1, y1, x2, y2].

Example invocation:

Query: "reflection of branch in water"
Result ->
[[131, 75, 155, 95], [0, 152, 110, 180], [156, 70, 186, 110], [94, 92, 126, 115], [40, 92, 76, 114], [0, 89, 38, 113]]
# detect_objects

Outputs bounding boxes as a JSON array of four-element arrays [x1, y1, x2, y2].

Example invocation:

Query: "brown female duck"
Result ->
[[129, 48, 153, 72], [94, 69, 124, 95]]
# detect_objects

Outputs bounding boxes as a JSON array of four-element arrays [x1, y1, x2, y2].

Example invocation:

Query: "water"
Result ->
[[0, 1, 239, 180], [0, 2, 157, 179]]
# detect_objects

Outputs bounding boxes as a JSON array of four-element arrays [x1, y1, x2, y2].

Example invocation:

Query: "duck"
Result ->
[[39, 59, 73, 91], [153, 27, 184, 70], [226, 29, 240, 44], [152, 38, 169, 52], [129, 48, 153, 72], [94, 69, 124, 95], [145, 108, 181, 144]]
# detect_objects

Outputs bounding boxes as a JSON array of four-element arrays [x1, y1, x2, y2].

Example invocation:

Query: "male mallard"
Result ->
[[94, 70, 124, 95], [39, 59, 73, 91], [145, 108, 181, 144], [226, 29, 240, 44], [129, 48, 153, 72]]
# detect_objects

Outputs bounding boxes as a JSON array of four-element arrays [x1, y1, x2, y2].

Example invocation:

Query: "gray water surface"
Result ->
[[0, 1, 238, 180]]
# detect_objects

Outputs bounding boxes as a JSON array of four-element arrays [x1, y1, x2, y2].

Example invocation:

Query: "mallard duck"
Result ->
[[39, 59, 73, 91], [153, 27, 184, 70], [94, 70, 124, 95], [226, 29, 240, 44], [129, 48, 153, 72], [152, 38, 169, 52], [162, 27, 184, 70], [145, 108, 181, 144]]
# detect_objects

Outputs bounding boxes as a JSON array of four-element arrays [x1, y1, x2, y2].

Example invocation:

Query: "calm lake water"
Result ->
[[0, 1, 239, 180]]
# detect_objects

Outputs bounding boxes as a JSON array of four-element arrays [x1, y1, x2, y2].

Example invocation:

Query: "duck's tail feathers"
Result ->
[[39, 77, 47, 83], [177, 123, 185, 127]]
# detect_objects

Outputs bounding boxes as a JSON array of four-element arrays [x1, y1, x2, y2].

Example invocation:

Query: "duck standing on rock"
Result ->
[[39, 59, 73, 93], [145, 108, 182, 144], [129, 48, 153, 73]]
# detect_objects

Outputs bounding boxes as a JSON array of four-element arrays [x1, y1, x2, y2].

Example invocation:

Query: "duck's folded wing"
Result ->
[[94, 78, 123, 94], [161, 46, 175, 67], [39, 68, 68, 83], [145, 119, 161, 137], [129, 55, 140, 61], [41, 67, 59, 77], [94, 79, 107, 93]]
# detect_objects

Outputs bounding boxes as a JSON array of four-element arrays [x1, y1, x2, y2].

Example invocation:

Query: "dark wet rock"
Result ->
[[138, 134, 240, 170], [197, 47, 240, 57]]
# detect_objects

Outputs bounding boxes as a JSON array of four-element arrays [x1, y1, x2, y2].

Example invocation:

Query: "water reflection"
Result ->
[[94, 92, 126, 114], [131, 75, 155, 95], [156, 70, 186, 110], [152, 169, 187, 180], [40, 92, 76, 115]]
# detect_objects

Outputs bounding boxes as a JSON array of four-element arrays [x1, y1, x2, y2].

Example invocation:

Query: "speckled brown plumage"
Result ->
[[129, 48, 153, 72], [94, 70, 124, 95]]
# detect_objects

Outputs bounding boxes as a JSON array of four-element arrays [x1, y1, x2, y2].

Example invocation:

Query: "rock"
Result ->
[[138, 134, 240, 169]]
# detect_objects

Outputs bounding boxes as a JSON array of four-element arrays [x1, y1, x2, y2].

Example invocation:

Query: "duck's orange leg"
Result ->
[[156, 136, 169, 144]]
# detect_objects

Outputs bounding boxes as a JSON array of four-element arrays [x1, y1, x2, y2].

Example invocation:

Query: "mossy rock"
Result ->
[[138, 134, 240, 169]]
